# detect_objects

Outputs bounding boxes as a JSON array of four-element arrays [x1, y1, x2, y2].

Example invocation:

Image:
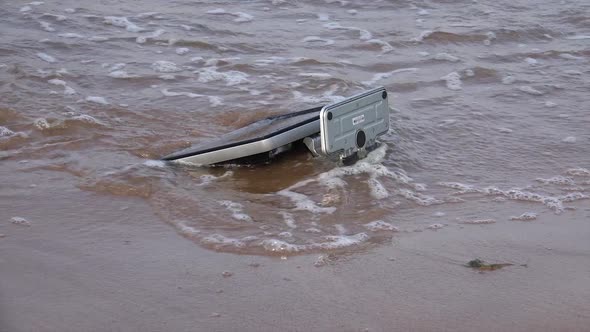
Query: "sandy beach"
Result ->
[[2, 181, 589, 331]]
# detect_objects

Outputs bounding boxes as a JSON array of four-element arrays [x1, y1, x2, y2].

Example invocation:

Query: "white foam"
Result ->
[[367, 39, 394, 53], [317, 13, 330, 21], [199, 171, 232, 186], [103, 16, 143, 32], [510, 212, 537, 221], [158, 74, 175, 80], [279, 211, 296, 229], [364, 220, 398, 231], [136, 29, 165, 44], [434, 53, 460, 62], [151, 60, 181, 73], [261, 239, 301, 253], [398, 189, 443, 206], [324, 22, 373, 40], [441, 72, 462, 90], [161, 89, 201, 98], [48, 79, 76, 95], [277, 189, 336, 214], [39, 20, 54, 31], [524, 57, 538, 65], [0, 125, 11, 136], [37, 52, 56, 63], [33, 118, 50, 130], [411, 30, 433, 42], [317, 233, 368, 249], [175, 47, 189, 55], [562, 136, 576, 143], [71, 114, 103, 125], [544, 101, 557, 108], [196, 67, 250, 86], [219, 200, 253, 222], [58, 32, 84, 38], [233, 12, 253, 23], [48, 78, 66, 86], [298, 72, 332, 79], [536, 176, 575, 185], [302, 36, 335, 46], [208, 96, 223, 107], [347, 9, 358, 15], [175, 221, 200, 236], [20, 6, 32, 12], [437, 182, 478, 193], [278, 232, 293, 238], [64, 8, 75, 13], [11, 216, 31, 226], [362, 68, 418, 86], [566, 168, 590, 177], [108, 63, 126, 71], [566, 35, 590, 40], [559, 53, 583, 60], [85, 96, 109, 105], [206, 8, 253, 22], [426, 223, 445, 230], [108, 70, 136, 79], [462, 219, 496, 224], [41, 13, 67, 21], [502, 75, 516, 84], [367, 176, 389, 199], [202, 234, 245, 248], [519, 86, 543, 95], [207, 8, 227, 14]]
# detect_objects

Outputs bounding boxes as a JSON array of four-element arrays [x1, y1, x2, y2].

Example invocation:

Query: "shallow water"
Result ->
[[1, 0, 589, 255]]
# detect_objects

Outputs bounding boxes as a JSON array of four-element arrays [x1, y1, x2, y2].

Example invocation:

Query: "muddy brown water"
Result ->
[[1, 0, 589, 256], [2, 1, 590, 331]]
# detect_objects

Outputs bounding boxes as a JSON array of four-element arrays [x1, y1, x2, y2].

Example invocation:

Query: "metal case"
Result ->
[[319, 86, 389, 159]]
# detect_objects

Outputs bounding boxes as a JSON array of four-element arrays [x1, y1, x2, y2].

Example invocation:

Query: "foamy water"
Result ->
[[1, 0, 589, 255]]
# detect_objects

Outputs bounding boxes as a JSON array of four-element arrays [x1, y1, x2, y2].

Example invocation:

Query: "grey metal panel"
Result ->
[[319, 87, 389, 157]]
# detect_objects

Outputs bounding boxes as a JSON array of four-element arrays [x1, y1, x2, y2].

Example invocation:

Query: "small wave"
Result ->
[[151, 60, 181, 73], [37, 52, 56, 63], [302, 36, 335, 46], [441, 72, 462, 90], [219, 200, 253, 222], [206, 8, 253, 23], [86, 96, 109, 105], [510, 212, 537, 221], [461, 219, 496, 225], [195, 66, 251, 86], [103, 16, 143, 32], [364, 220, 398, 232]]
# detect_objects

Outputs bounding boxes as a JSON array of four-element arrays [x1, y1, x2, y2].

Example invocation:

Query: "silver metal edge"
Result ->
[[171, 119, 320, 165]]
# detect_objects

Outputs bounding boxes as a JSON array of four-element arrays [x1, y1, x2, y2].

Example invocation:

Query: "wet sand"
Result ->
[[2, 183, 589, 331]]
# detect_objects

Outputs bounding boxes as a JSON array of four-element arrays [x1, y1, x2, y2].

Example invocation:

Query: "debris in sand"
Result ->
[[466, 259, 513, 271]]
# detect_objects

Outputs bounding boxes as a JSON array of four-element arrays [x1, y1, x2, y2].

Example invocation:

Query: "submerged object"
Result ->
[[162, 86, 390, 166]]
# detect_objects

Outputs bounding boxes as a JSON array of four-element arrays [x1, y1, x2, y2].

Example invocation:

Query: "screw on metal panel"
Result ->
[[382, 91, 387, 99], [327, 112, 333, 120]]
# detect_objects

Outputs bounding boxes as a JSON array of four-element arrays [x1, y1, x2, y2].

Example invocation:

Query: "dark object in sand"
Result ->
[[466, 259, 513, 271]]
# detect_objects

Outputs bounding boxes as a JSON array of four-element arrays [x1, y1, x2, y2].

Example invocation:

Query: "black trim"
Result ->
[[162, 106, 323, 161]]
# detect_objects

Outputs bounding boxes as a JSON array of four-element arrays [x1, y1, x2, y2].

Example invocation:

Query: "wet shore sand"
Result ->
[[2, 183, 589, 332]]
